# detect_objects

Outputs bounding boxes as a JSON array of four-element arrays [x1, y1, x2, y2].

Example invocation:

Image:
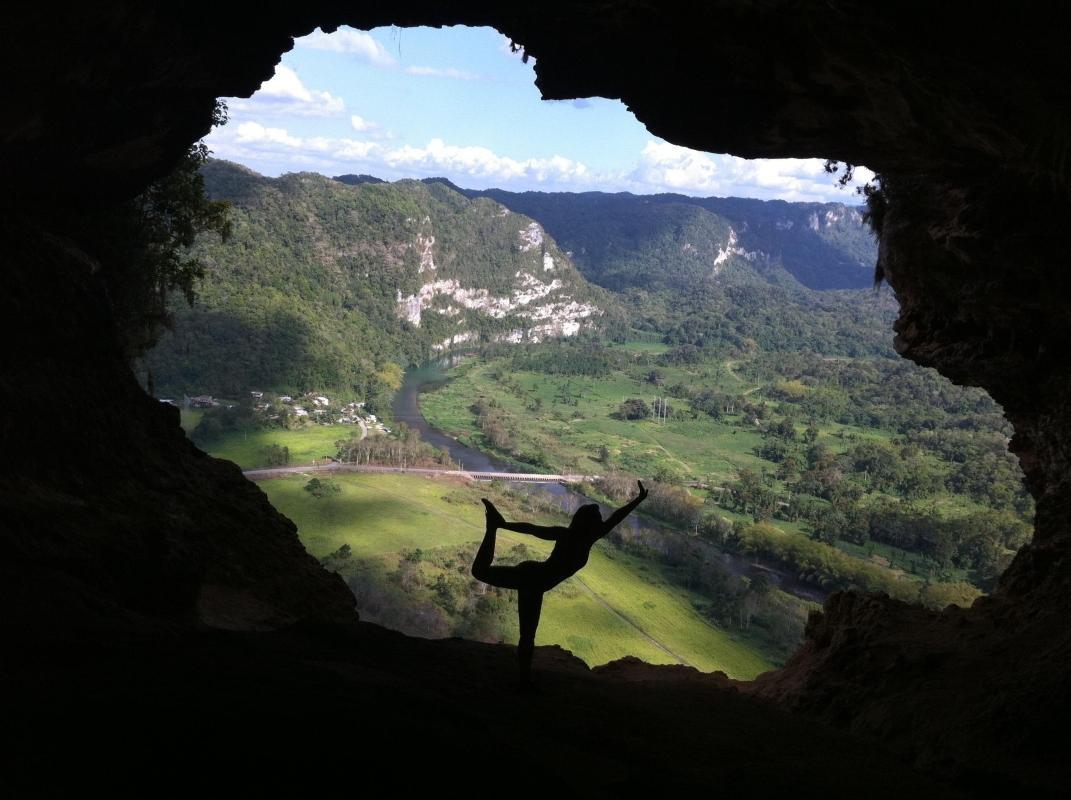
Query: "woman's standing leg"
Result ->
[[517, 589, 544, 686]]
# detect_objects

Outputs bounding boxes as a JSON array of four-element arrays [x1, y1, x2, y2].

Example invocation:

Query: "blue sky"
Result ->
[[206, 26, 873, 202]]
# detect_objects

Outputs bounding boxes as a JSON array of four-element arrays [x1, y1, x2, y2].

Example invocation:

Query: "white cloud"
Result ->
[[632, 141, 722, 192], [207, 124, 588, 187], [235, 122, 303, 148], [405, 66, 479, 80], [210, 120, 869, 202], [350, 115, 376, 132], [628, 140, 874, 202], [382, 138, 587, 183], [229, 65, 344, 117], [334, 139, 379, 159], [298, 27, 396, 68]]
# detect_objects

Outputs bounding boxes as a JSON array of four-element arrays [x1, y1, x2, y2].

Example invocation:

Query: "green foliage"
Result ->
[[261, 443, 291, 466], [304, 477, 342, 498], [510, 341, 616, 376], [725, 521, 982, 609], [337, 422, 451, 467], [147, 160, 617, 400], [616, 398, 651, 420], [81, 102, 232, 359], [463, 188, 877, 291], [190, 402, 258, 445]]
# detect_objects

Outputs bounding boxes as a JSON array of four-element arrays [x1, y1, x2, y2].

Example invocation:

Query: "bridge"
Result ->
[[242, 462, 597, 484]]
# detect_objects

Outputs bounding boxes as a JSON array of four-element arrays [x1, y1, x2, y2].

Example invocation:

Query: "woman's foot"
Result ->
[[482, 498, 505, 527]]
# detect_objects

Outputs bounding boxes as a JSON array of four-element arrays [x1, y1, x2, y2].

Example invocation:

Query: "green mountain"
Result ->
[[454, 187, 877, 292], [146, 160, 618, 403], [439, 184, 893, 358]]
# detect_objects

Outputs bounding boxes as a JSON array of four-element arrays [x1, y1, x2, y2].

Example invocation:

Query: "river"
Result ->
[[393, 356, 826, 603], [393, 357, 529, 476]]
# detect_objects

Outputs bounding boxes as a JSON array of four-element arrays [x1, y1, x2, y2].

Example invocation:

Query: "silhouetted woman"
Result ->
[[472, 481, 648, 686]]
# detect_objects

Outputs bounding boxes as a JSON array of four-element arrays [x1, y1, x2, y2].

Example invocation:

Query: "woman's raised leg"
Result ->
[[470, 512, 499, 584]]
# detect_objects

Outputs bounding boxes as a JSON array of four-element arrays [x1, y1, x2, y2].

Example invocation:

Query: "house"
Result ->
[[279, 395, 293, 404], [250, 391, 263, 401], [293, 407, 309, 417], [313, 395, 330, 407], [189, 395, 217, 408]]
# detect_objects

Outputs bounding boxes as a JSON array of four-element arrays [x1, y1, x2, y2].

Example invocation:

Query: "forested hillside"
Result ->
[[441, 183, 893, 358], [146, 161, 618, 404], [457, 187, 877, 291]]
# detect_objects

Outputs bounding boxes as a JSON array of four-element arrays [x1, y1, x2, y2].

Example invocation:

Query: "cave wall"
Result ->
[[0, 213, 355, 630], [3, 0, 1070, 781]]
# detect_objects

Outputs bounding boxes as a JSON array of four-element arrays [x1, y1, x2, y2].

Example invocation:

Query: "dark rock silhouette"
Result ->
[[2, 3, 1071, 793], [472, 483, 647, 684]]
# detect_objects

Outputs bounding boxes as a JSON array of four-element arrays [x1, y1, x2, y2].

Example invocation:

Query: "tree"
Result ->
[[85, 101, 232, 359], [616, 398, 651, 420], [262, 444, 291, 466], [304, 477, 341, 498]]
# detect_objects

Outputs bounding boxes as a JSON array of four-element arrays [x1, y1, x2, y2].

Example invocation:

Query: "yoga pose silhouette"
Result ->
[[472, 481, 648, 685]]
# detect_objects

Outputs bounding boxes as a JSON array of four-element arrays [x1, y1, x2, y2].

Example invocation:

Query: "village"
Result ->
[[163, 390, 390, 435]]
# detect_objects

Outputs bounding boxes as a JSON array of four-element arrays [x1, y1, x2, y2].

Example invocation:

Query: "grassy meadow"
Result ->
[[258, 471, 774, 678], [419, 350, 895, 487], [181, 409, 360, 469]]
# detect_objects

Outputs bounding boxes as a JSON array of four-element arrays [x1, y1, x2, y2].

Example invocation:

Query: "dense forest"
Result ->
[[451, 181, 894, 358], [456, 186, 877, 290], [144, 160, 618, 408]]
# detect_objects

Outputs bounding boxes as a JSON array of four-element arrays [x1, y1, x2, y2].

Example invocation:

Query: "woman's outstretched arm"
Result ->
[[600, 481, 648, 536], [482, 499, 568, 541]]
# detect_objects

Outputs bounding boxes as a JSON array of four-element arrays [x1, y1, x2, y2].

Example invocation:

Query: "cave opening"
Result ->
[[6, 7, 1069, 793], [144, 24, 1035, 677]]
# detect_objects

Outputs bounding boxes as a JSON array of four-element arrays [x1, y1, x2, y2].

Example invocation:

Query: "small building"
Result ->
[[279, 395, 293, 404], [189, 395, 217, 408], [250, 391, 263, 401], [313, 395, 330, 407]]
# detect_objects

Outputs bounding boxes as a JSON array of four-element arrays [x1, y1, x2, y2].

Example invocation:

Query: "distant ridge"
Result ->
[[459, 188, 877, 291], [333, 173, 386, 186], [326, 174, 877, 291]]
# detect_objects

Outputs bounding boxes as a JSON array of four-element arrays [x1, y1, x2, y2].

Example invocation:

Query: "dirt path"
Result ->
[[640, 427, 695, 474], [724, 359, 762, 396]]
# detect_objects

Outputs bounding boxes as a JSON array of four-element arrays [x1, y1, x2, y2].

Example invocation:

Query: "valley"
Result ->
[[160, 160, 1032, 677]]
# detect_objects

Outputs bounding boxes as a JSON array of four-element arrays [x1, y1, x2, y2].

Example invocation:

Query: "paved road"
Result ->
[[243, 462, 597, 484]]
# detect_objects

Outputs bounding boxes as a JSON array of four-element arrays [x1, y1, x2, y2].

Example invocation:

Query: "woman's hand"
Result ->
[[482, 498, 506, 526], [636, 481, 648, 502]]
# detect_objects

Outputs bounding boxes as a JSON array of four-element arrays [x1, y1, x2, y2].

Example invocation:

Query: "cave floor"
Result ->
[[2, 620, 962, 797]]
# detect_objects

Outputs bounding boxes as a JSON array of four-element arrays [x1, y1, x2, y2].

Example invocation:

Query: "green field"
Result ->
[[181, 410, 362, 469], [179, 409, 203, 433], [258, 472, 774, 678], [420, 356, 774, 483], [417, 351, 997, 604]]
